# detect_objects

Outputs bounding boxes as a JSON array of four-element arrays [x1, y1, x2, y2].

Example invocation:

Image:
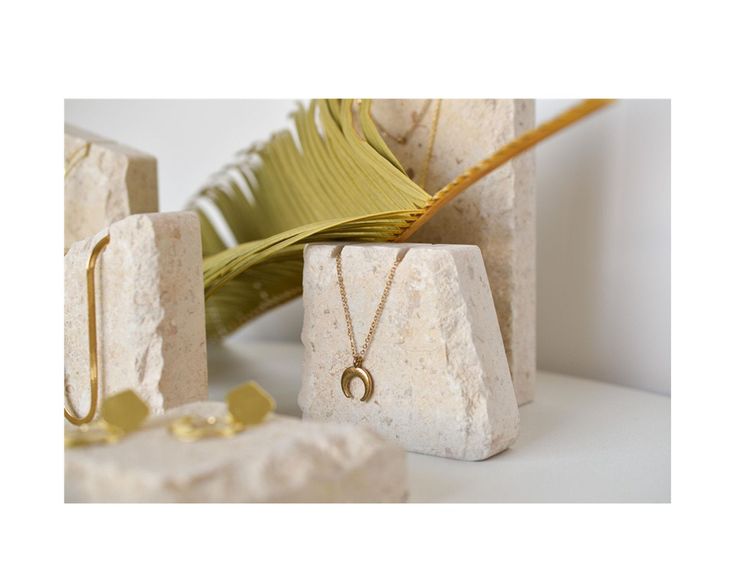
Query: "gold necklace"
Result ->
[[336, 249, 403, 402], [369, 98, 443, 190], [371, 99, 433, 145], [64, 232, 110, 425]]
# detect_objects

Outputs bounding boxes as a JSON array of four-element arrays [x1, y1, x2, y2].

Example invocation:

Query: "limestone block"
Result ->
[[371, 99, 536, 404], [65, 401, 408, 502], [64, 212, 208, 418], [299, 243, 520, 461], [64, 125, 158, 252]]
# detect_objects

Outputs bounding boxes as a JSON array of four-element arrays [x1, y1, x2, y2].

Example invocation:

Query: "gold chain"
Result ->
[[370, 99, 443, 190], [64, 232, 110, 425], [336, 249, 402, 368], [372, 99, 433, 145], [417, 98, 442, 190]]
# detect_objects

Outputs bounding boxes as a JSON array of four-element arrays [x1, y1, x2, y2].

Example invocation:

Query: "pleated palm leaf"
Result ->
[[194, 98, 612, 338]]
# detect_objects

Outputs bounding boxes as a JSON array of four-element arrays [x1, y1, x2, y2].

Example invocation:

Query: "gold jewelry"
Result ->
[[417, 98, 442, 190], [65, 383, 275, 447], [335, 248, 403, 402], [64, 232, 110, 425], [368, 98, 442, 190], [370, 99, 433, 145], [65, 389, 149, 448], [169, 381, 275, 441]]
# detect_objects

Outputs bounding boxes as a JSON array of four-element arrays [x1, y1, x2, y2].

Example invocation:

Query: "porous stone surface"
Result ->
[[371, 99, 536, 404], [65, 401, 408, 502], [64, 212, 208, 417], [64, 125, 158, 252], [299, 243, 520, 461]]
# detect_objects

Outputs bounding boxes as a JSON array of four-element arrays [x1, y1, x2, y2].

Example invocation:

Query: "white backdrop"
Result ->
[[64, 99, 670, 394]]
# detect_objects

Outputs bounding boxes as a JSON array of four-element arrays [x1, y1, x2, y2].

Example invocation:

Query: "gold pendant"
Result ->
[[341, 365, 374, 402]]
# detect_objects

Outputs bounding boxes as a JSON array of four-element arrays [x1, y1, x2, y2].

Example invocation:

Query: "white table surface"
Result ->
[[207, 341, 670, 503]]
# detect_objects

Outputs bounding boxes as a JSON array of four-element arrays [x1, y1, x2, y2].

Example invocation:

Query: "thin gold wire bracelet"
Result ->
[[64, 233, 110, 425]]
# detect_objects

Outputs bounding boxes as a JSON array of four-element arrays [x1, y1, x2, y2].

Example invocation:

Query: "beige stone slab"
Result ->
[[64, 124, 158, 251], [64, 212, 208, 417], [371, 99, 536, 404], [65, 401, 408, 502], [299, 243, 520, 461]]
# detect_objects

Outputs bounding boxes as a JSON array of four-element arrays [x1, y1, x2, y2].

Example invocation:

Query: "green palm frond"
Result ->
[[194, 98, 432, 337], [193, 98, 613, 338]]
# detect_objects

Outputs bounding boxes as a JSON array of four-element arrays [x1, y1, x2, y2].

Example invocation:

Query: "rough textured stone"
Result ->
[[299, 243, 520, 461], [65, 401, 408, 502], [64, 212, 208, 417], [64, 125, 158, 252], [371, 99, 536, 404]]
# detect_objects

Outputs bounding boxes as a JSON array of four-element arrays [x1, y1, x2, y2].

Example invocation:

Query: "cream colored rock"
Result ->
[[299, 243, 520, 461], [371, 99, 536, 405], [64, 212, 208, 417], [64, 125, 158, 252], [65, 401, 407, 502]]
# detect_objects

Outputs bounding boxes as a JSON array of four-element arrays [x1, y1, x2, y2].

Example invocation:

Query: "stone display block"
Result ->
[[65, 401, 408, 502], [299, 243, 520, 461], [64, 212, 208, 418], [64, 125, 158, 252], [371, 99, 536, 405]]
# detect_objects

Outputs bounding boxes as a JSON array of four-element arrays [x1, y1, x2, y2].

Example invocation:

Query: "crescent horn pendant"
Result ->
[[341, 366, 374, 402]]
